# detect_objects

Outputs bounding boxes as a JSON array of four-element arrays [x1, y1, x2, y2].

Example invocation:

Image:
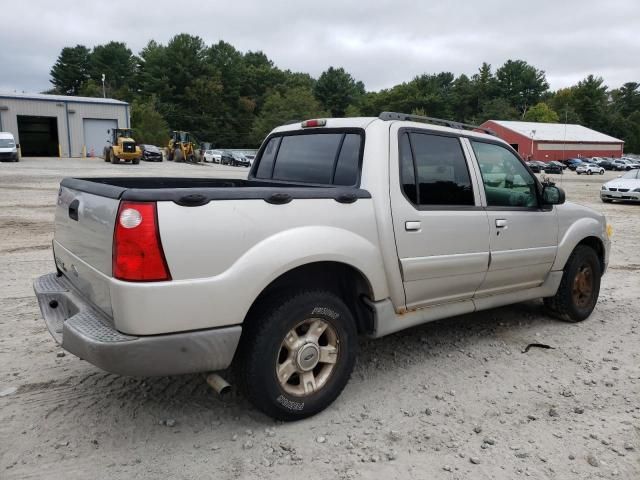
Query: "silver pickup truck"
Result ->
[[34, 113, 611, 420]]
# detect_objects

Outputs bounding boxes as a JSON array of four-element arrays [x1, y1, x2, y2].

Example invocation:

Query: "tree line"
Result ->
[[49, 34, 640, 152]]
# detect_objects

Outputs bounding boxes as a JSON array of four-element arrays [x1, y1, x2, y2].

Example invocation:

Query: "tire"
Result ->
[[167, 149, 174, 161], [576, 172, 581, 175], [236, 290, 357, 421], [103, 148, 110, 162], [132, 158, 140, 165], [599, 170, 604, 175], [110, 151, 119, 164], [602, 198, 613, 203], [588, 170, 593, 175], [174, 148, 184, 163], [544, 245, 601, 323]]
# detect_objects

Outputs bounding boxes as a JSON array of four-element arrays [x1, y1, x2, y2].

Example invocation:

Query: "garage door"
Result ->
[[17, 116, 59, 157], [83, 119, 117, 158]]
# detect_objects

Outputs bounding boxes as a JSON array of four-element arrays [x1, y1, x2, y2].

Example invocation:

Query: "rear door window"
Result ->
[[399, 131, 475, 206], [256, 131, 363, 186]]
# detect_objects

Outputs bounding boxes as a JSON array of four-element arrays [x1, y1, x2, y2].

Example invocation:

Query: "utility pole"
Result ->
[[530, 129, 536, 160], [101, 74, 106, 98]]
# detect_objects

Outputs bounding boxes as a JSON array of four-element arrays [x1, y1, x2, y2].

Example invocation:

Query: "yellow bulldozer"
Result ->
[[103, 128, 142, 164], [166, 130, 197, 162]]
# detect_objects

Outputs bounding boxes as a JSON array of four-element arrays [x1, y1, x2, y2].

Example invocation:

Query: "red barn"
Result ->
[[480, 120, 624, 162]]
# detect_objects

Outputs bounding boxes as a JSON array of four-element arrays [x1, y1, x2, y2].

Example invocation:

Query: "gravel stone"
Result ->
[[586, 454, 600, 467]]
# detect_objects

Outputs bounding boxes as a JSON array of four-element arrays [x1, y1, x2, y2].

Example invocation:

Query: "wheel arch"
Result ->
[[553, 216, 608, 273], [244, 261, 376, 335]]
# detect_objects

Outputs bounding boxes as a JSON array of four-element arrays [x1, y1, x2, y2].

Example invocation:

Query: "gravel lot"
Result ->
[[1, 158, 638, 479]]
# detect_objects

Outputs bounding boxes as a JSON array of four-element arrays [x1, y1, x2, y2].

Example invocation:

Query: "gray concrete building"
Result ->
[[0, 93, 129, 158]]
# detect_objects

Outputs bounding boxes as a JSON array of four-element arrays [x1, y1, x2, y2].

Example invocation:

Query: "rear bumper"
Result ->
[[33, 272, 242, 376]]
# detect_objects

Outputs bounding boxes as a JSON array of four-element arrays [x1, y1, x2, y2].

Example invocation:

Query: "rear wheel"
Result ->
[[544, 245, 601, 322], [236, 290, 357, 421], [588, 170, 593, 175], [174, 148, 184, 163], [103, 148, 110, 162], [599, 169, 604, 175]]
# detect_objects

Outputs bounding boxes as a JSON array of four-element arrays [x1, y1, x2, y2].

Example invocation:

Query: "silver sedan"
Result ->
[[601, 169, 640, 202]]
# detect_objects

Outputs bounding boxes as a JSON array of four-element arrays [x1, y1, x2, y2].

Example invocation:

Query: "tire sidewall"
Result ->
[[248, 292, 357, 420], [565, 247, 601, 321]]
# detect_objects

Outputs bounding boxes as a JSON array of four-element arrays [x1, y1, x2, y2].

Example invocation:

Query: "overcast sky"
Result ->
[[1, 0, 638, 94]]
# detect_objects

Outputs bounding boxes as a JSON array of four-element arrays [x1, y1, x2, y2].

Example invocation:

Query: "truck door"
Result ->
[[465, 139, 558, 296], [389, 125, 491, 310]]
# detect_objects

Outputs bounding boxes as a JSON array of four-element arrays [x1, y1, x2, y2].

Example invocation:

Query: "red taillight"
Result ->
[[301, 119, 327, 128], [113, 201, 171, 281]]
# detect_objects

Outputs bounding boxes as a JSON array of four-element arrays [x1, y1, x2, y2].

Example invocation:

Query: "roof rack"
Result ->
[[378, 112, 496, 136]]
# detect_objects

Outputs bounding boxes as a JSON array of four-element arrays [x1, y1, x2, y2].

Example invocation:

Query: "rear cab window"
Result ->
[[255, 130, 364, 186]]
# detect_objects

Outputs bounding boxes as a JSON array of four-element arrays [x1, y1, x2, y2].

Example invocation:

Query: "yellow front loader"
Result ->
[[103, 128, 142, 164], [166, 131, 196, 163]]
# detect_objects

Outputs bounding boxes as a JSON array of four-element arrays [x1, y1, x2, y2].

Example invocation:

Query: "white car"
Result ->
[[601, 169, 640, 203], [203, 149, 223, 163], [0, 132, 19, 162], [576, 163, 604, 175]]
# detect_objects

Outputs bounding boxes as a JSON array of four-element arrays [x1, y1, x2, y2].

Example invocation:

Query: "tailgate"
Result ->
[[53, 184, 121, 316]]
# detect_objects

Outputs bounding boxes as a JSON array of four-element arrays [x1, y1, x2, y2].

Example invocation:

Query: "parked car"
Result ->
[[611, 159, 635, 171], [598, 160, 615, 170], [34, 113, 611, 420], [576, 163, 605, 175], [0, 132, 19, 162], [139, 144, 163, 162], [526, 161, 542, 173], [600, 168, 640, 203], [543, 162, 563, 174], [204, 149, 223, 163], [565, 158, 583, 170], [622, 158, 640, 169], [229, 152, 251, 167], [549, 161, 567, 170]]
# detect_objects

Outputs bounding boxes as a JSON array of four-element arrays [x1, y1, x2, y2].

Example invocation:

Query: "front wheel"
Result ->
[[588, 170, 593, 175], [544, 245, 601, 322], [236, 290, 357, 421], [599, 170, 604, 175]]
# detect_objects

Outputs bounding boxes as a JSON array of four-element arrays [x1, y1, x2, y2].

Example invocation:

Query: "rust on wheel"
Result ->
[[572, 264, 594, 308], [276, 318, 339, 397]]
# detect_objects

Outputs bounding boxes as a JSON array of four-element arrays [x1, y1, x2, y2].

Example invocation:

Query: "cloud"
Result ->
[[1, 0, 638, 93]]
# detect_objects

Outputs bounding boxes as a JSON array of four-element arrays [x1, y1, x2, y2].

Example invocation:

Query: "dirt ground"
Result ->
[[1, 157, 638, 479]]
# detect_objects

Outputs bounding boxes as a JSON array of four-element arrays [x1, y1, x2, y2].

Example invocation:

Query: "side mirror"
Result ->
[[542, 185, 565, 205], [15, 144, 19, 149]]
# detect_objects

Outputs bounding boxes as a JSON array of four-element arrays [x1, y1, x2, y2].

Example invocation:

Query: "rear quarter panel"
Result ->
[[115, 198, 390, 335]]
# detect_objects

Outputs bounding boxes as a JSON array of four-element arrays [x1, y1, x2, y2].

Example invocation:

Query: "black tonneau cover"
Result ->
[[60, 177, 371, 206]]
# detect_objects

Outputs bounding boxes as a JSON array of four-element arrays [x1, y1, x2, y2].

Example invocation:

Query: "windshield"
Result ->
[[0, 139, 15, 148], [621, 169, 640, 179]]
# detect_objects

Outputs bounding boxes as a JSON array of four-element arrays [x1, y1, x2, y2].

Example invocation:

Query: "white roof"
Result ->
[[0, 91, 128, 106], [488, 120, 623, 143]]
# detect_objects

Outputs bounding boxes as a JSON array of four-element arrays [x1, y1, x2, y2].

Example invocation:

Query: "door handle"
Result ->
[[495, 218, 508, 228], [68, 199, 79, 221], [405, 221, 421, 231]]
